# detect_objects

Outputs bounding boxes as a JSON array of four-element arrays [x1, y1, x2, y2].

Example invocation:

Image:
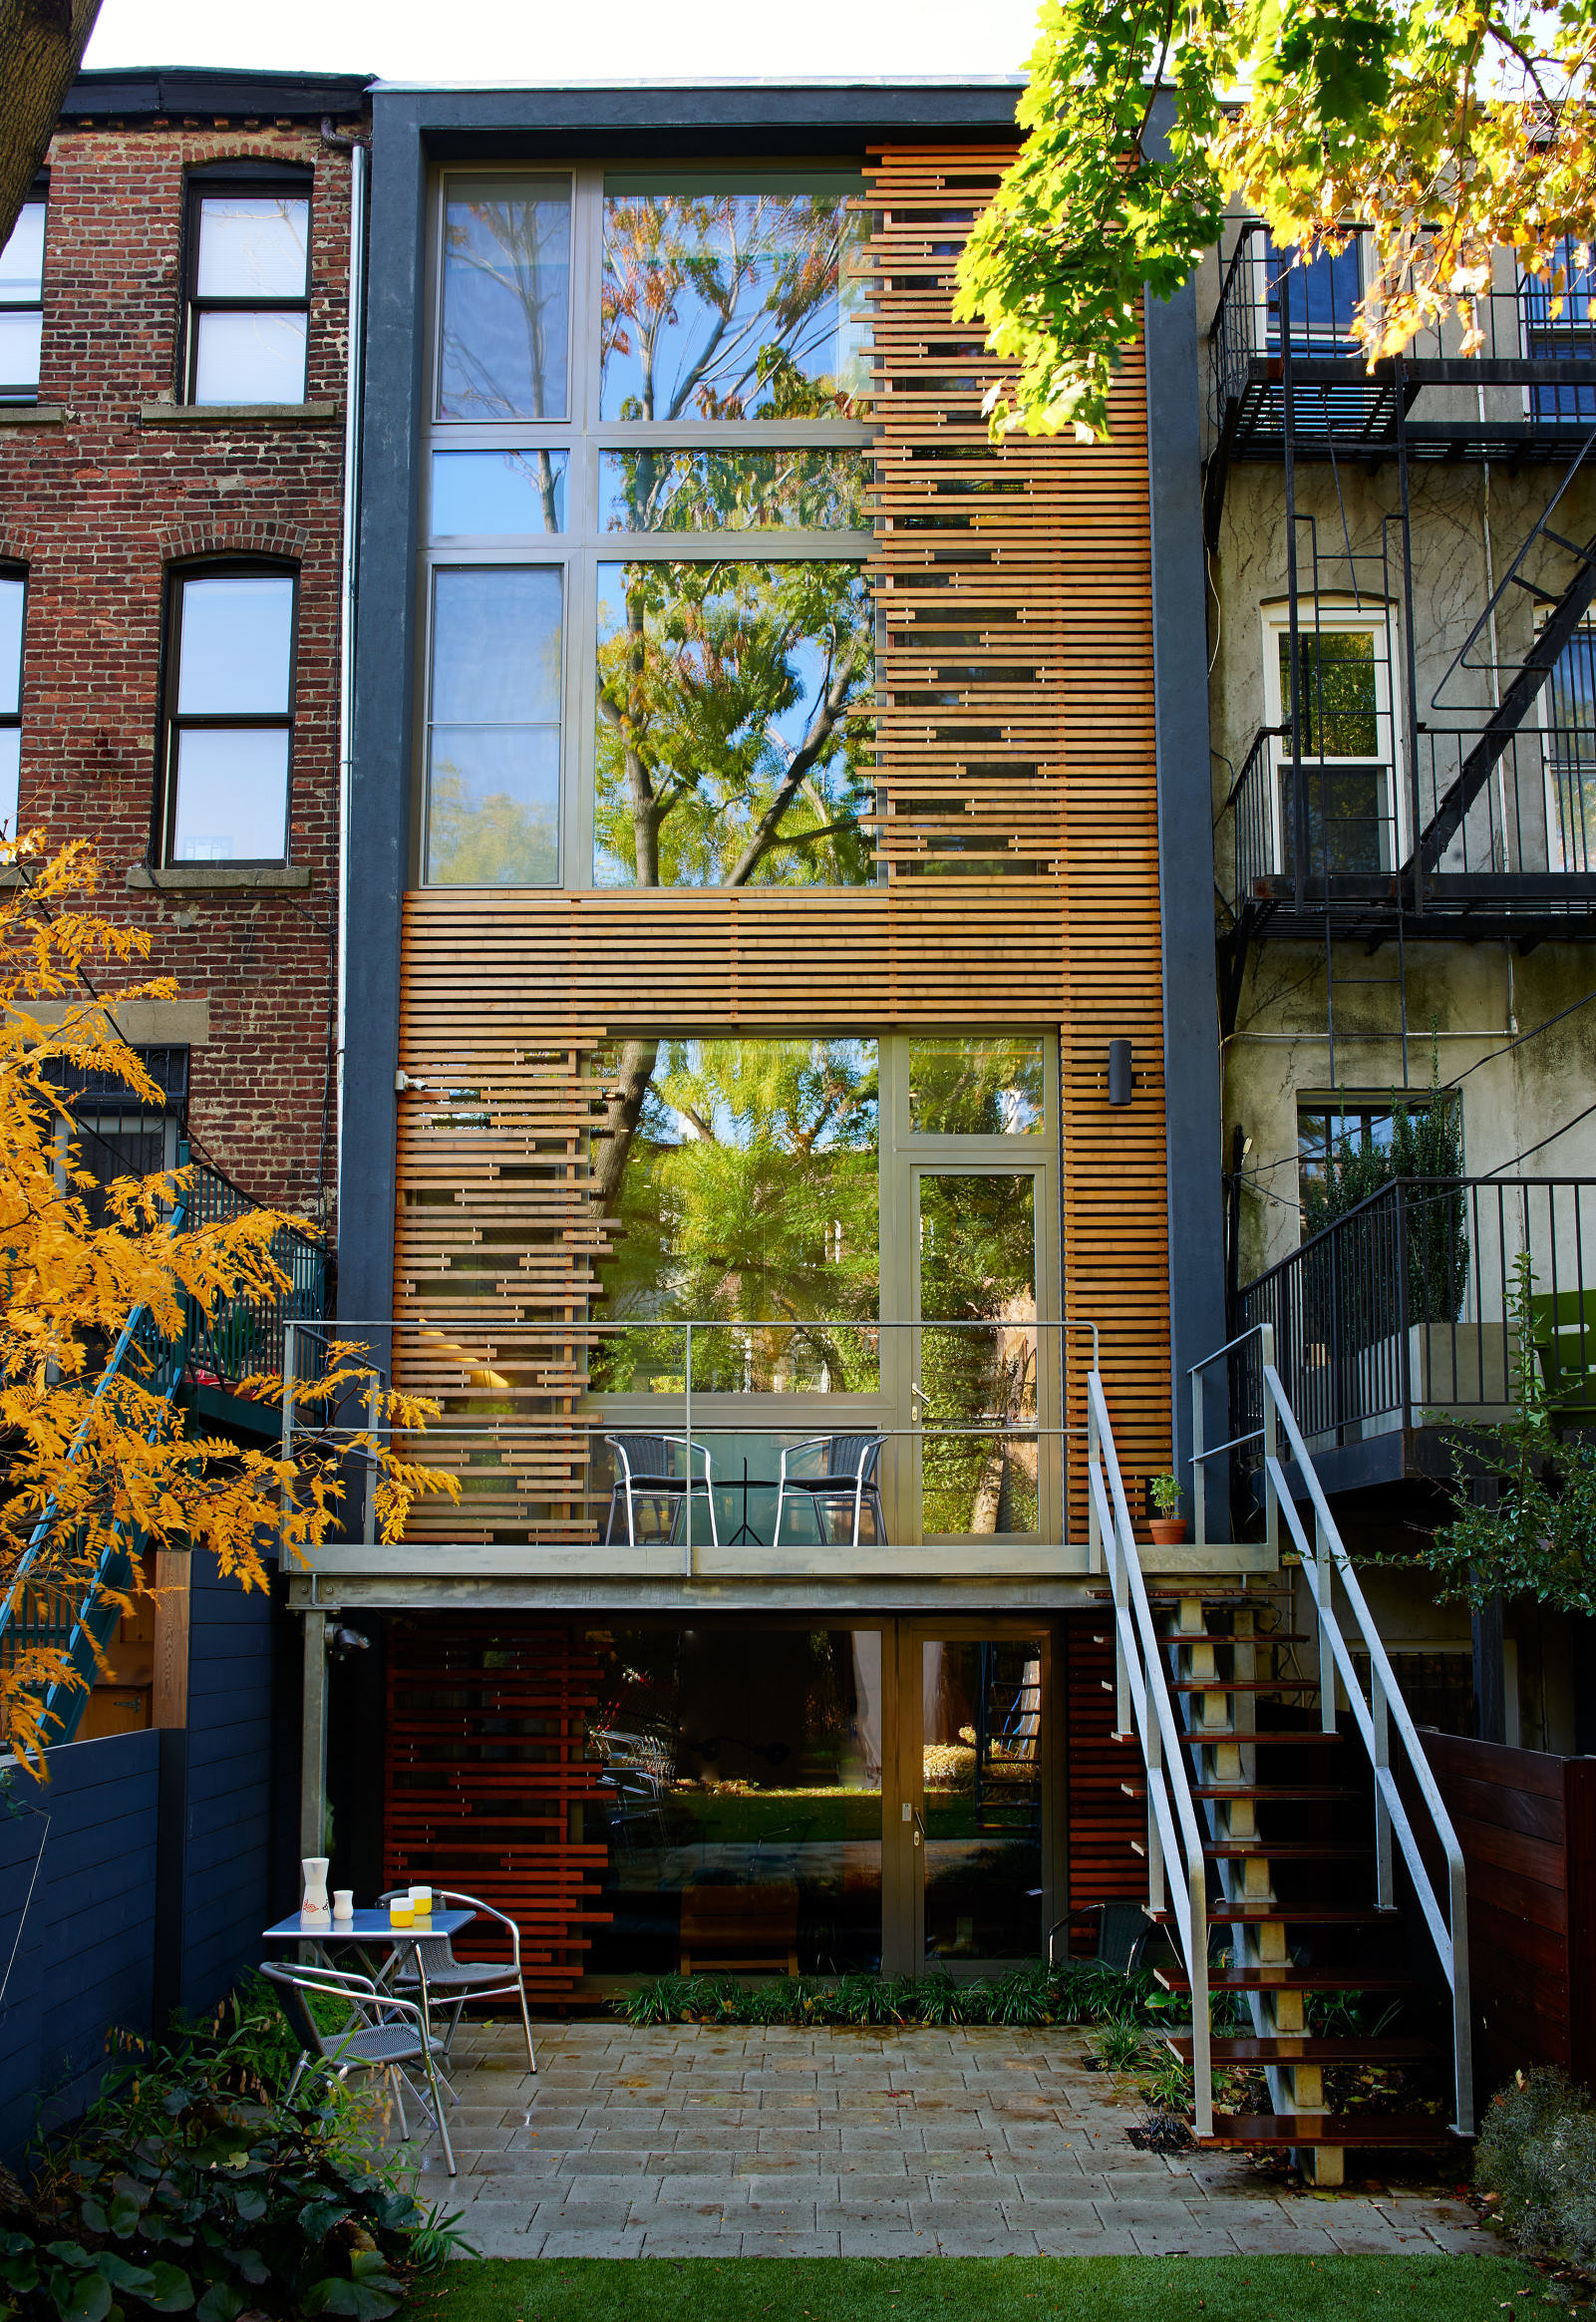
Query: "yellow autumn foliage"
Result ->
[[0, 836, 458, 1766]]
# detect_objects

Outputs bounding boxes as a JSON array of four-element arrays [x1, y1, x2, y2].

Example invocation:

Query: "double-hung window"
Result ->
[[0, 569, 22, 833], [185, 174, 311, 405], [420, 167, 874, 888], [0, 193, 44, 403], [1264, 607, 1401, 877], [161, 565, 296, 863], [1521, 236, 1596, 422]]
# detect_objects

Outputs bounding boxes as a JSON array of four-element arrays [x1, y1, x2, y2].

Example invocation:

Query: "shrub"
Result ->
[[1476, 2068, 1596, 2276], [611, 1958, 1191, 2034], [0, 1989, 471, 2322]]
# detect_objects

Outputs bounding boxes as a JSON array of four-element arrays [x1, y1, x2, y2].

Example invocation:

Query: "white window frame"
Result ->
[[1261, 601, 1406, 876]]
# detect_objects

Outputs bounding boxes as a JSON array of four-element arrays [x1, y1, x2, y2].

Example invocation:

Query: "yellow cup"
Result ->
[[409, 1885, 434, 1916], [389, 1899, 415, 1926]]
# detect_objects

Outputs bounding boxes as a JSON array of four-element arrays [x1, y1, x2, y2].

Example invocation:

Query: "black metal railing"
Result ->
[[1210, 220, 1596, 441], [1232, 1174, 1596, 1448], [1221, 719, 1596, 906], [180, 1155, 328, 1390]]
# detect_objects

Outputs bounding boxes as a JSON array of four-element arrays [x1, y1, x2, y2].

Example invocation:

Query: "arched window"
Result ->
[[184, 164, 311, 406]]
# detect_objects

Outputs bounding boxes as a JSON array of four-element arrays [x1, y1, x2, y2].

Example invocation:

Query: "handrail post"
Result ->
[[1190, 1365, 1206, 1550], [684, 1320, 694, 1578], [1260, 1323, 1278, 1562], [281, 1322, 296, 1556], [1372, 1661, 1394, 1906], [1087, 1393, 1103, 1575]]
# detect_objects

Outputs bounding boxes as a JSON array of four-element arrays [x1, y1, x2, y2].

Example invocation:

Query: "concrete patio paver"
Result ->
[[396, 2020, 1494, 2261]]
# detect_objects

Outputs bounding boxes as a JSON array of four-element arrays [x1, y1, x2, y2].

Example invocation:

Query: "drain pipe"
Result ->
[[333, 132, 368, 1225]]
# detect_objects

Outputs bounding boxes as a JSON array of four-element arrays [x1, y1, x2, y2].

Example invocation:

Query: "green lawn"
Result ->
[[415, 2253, 1536, 2322]]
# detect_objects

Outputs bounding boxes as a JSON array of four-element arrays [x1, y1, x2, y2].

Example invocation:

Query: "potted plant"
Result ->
[[1147, 1472, 1187, 1546]]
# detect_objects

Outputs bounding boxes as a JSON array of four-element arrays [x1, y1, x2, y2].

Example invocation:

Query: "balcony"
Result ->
[[1219, 714, 1596, 942], [1231, 1174, 1596, 1492], [290, 1317, 1270, 1596], [1205, 221, 1596, 539]]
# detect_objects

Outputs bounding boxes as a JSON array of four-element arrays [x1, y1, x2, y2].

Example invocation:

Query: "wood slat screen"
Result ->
[[392, 141, 1171, 1546], [383, 1616, 611, 1998], [1063, 1614, 1146, 1948]]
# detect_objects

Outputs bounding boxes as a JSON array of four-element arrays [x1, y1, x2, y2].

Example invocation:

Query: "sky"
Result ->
[[81, 0, 1039, 87]]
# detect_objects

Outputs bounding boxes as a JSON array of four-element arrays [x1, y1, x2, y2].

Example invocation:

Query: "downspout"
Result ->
[[334, 134, 368, 1225]]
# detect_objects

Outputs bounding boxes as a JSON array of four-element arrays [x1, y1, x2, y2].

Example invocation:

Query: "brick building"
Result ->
[[2, 66, 370, 1222]]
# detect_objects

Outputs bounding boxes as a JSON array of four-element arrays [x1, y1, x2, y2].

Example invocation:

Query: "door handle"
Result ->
[[902, 1801, 926, 1847]]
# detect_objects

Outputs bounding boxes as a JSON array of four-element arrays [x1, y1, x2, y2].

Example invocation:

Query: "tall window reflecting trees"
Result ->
[[420, 168, 875, 896]]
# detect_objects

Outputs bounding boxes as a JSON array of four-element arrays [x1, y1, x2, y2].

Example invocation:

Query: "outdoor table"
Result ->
[[261, 1906, 476, 2039]]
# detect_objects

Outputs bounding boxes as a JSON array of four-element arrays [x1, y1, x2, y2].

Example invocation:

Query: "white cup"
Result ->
[[409, 1884, 434, 1916], [332, 1889, 355, 1920]]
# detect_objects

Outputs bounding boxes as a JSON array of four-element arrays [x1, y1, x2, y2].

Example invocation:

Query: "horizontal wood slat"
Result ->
[[383, 1618, 610, 1998], [1064, 1616, 1145, 1948], [391, 141, 1170, 1548]]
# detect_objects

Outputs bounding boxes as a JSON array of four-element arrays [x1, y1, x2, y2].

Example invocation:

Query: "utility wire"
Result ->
[[1440, 982, 1596, 1091], [1481, 1099, 1596, 1176]]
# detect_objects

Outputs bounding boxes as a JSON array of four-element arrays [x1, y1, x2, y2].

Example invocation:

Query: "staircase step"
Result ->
[[1203, 1838, 1369, 1858], [1167, 2034, 1442, 2066], [1148, 1903, 1384, 1925], [1159, 1632, 1310, 1646], [1189, 1785, 1357, 1802], [1169, 1678, 1320, 1693], [1180, 1729, 1343, 1747], [1158, 1967, 1408, 1993], [1197, 2112, 1462, 2150]]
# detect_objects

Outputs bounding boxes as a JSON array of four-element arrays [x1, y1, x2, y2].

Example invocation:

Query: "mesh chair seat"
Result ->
[[395, 1956, 518, 1994], [339, 2022, 446, 2066]]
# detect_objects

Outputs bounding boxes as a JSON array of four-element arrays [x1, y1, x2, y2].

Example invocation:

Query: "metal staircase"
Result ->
[[0, 1151, 327, 1751], [1088, 1352, 1472, 2182]]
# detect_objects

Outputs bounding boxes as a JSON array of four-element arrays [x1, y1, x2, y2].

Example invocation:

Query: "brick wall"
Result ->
[[3, 100, 365, 1223]]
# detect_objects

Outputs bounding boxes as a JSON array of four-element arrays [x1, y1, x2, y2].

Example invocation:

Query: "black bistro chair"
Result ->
[[773, 1433, 885, 1548], [602, 1433, 720, 1546]]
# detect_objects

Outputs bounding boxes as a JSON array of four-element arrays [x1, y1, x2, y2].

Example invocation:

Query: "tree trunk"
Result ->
[[0, 0, 102, 255]]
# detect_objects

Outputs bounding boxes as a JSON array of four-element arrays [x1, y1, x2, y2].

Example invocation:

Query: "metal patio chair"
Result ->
[[602, 1432, 720, 1546], [261, 1959, 457, 2174], [377, 1886, 537, 2071], [773, 1432, 885, 1548]]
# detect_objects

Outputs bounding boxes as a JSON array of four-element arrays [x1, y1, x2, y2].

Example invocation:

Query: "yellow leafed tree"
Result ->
[[0, 837, 458, 1765]]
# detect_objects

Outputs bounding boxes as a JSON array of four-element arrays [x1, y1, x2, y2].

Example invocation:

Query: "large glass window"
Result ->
[[594, 559, 873, 887], [186, 184, 310, 405], [424, 566, 562, 885], [162, 567, 295, 863], [0, 570, 22, 834], [422, 167, 875, 891], [600, 179, 867, 422], [588, 1625, 884, 1976], [438, 177, 570, 421], [591, 1036, 880, 1393], [0, 196, 44, 403]]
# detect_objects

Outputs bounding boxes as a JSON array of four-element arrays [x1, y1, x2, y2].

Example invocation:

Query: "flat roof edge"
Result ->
[[62, 67, 374, 120]]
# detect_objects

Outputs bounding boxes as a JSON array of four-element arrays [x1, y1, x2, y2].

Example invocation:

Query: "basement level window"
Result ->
[[185, 179, 310, 405], [0, 197, 44, 402]]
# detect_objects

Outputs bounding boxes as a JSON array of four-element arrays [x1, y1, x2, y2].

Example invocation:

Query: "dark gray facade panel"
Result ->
[[1145, 270, 1228, 1489], [397, 80, 1019, 156], [340, 95, 427, 1350]]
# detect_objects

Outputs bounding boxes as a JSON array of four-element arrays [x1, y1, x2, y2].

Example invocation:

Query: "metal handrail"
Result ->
[[1261, 1362, 1473, 2136], [1086, 1369, 1213, 2139]]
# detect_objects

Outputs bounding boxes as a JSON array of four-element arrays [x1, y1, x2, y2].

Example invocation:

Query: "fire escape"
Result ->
[[1209, 224, 1596, 1083]]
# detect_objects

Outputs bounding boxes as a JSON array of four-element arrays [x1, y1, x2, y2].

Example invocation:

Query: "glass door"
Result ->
[[911, 1169, 1043, 1540], [903, 1630, 1049, 1968]]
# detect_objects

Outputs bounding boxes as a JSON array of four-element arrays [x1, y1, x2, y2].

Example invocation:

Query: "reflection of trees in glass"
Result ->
[[424, 762, 558, 884], [426, 566, 563, 886], [595, 559, 873, 890], [601, 447, 867, 534], [908, 1038, 1045, 1137], [601, 188, 868, 423], [919, 1174, 1039, 1537], [1281, 631, 1380, 757], [591, 1038, 879, 1394], [440, 181, 571, 421]]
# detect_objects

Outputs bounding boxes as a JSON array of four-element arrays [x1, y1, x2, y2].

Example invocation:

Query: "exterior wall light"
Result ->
[[1108, 1039, 1137, 1107]]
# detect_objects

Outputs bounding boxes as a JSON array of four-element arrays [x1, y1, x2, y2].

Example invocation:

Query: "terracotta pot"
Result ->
[[1147, 1516, 1188, 1547]]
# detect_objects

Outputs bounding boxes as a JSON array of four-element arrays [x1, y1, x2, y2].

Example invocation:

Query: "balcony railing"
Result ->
[[1209, 220, 1596, 455], [1220, 720, 1596, 912], [1232, 1174, 1596, 1449]]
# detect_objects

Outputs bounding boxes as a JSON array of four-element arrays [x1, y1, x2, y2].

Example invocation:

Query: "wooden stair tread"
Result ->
[[1180, 1729, 1343, 1747], [1198, 2112, 1462, 2150], [1203, 1838, 1370, 1857], [1189, 1785, 1357, 1801], [1149, 1903, 1384, 1924], [1158, 1967, 1409, 1993], [1111, 1679, 1322, 1698], [1167, 2034, 1442, 2066]]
